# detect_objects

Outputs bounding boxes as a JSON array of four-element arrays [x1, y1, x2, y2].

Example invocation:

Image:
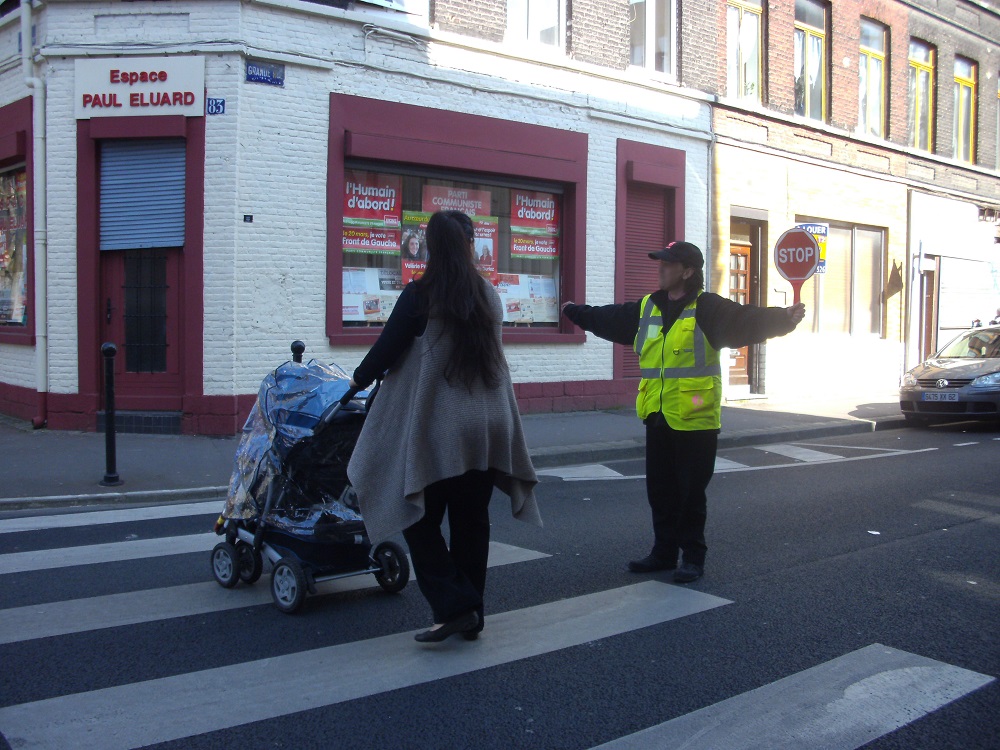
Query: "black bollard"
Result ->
[[291, 340, 305, 363], [100, 342, 123, 486]]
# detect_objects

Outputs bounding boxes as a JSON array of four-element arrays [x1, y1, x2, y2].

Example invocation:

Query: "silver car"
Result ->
[[900, 325, 1000, 425]]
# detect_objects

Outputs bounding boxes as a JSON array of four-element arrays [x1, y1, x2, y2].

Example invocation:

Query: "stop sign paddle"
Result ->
[[773, 228, 820, 305]]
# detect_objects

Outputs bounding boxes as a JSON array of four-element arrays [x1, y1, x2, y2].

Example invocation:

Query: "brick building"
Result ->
[[0, 0, 997, 433]]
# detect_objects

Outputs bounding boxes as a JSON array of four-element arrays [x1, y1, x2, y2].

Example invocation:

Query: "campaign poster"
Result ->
[[796, 222, 828, 274], [342, 266, 403, 323], [422, 186, 492, 216], [510, 190, 560, 260], [0, 170, 28, 326], [400, 211, 430, 283], [496, 272, 558, 324], [473, 215, 498, 281], [342, 171, 402, 255]]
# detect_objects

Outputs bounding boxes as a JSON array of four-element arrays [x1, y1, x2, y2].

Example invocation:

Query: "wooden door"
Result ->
[[100, 247, 184, 410], [728, 242, 751, 386]]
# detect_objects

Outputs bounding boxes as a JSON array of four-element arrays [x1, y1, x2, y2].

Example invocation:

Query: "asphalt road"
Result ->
[[0, 423, 997, 749]]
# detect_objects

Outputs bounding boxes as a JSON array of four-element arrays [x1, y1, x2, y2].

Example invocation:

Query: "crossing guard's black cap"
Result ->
[[648, 241, 704, 269]]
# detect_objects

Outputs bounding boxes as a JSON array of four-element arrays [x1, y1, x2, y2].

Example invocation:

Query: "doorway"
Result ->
[[728, 241, 751, 387], [100, 247, 184, 410]]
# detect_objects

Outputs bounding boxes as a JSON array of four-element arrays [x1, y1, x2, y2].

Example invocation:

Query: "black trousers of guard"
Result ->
[[644, 415, 718, 567], [402, 469, 495, 624]]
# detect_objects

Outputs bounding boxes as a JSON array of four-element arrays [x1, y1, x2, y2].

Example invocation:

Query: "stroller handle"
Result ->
[[317, 384, 364, 427]]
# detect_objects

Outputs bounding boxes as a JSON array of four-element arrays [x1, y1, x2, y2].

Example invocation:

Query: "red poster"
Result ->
[[422, 186, 492, 216], [510, 190, 560, 236], [343, 170, 402, 234]]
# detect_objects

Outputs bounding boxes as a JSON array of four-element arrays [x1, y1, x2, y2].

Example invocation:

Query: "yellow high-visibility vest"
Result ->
[[634, 293, 722, 430]]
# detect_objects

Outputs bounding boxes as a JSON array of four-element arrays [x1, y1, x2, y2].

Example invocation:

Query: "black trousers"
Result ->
[[402, 469, 495, 624], [644, 417, 718, 567]]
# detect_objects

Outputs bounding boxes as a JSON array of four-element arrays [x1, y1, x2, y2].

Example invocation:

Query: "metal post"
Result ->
[[100, 342, 123, 486], [291, 340, 305, 363]]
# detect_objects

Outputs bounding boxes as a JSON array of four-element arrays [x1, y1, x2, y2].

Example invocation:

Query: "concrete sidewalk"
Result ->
[[0, 390, 906, 510]]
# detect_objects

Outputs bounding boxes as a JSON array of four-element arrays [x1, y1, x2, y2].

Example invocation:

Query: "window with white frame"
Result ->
[[629, 0, 675, 76], [908, 39, 935, 152], [727, 0, 762, 102], [508, 0, 564, 48], [858, 18, 887, 138], [793, 0, 827, 122], [953, 56, 977, 164]]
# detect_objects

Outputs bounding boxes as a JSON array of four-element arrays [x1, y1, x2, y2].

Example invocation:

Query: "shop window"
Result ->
[[797, 221, 883, 336], [793, 0, 827, 122], [341, 167, 562, 328], [0, 167, 28, 328], [908, 39, 935, 152], [629, 0, 675, 76], [858, 19, 887, 138], [726, 0, 762, 103], [508, 0, 564, 48], [953, 56, 977, 164], [328, 94, 587, 345]]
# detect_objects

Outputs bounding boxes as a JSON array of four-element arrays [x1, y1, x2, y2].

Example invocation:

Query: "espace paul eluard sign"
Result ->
[[75, 57, 205, 119]]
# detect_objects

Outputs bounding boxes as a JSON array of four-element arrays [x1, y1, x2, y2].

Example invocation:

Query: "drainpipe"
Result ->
[[21, 0, 48, 428]]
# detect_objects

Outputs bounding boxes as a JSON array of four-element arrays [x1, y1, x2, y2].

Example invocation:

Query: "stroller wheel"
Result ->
[[271, 557, 307, 613], [211, 542, 240, 588], [372, 541, 410, 594], [236, 542, 264, 584]]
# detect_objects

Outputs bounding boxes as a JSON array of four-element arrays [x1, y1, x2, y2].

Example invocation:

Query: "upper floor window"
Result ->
[[629, 0, 675, 76], [793, 0, 828, 121], [908, 39, 935, 152], [953, 57, 977, 164], [858, 19, 887, 138], [508, 0, 564, 48], [726, 0, 762, 103]]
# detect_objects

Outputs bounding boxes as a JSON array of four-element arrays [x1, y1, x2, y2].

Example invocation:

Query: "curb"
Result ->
[[0, 417, 909, 512], [0, 486, 228, 511]]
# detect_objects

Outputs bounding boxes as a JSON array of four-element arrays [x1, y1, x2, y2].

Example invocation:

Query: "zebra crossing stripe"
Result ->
[[0, 541, 548, 645], [713, 457, 748, 472], [0, 500, 221, 534], [0, 581, 730, 750], [0, 532, 220, 574], [591, 643, 994, 750], [536, 464, 626, 480], [756, 443, 842, 462]]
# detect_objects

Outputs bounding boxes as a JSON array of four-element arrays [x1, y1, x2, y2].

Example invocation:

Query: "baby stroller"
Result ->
[[211, 346, 409, 613]]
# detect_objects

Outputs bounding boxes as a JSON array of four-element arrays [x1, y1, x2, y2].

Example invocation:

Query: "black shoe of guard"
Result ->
[[627, 554, 677, 573], [672, 562, 704, 583]]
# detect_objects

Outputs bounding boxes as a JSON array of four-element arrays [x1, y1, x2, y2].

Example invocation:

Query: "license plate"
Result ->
[[922, 392, 958, 402]]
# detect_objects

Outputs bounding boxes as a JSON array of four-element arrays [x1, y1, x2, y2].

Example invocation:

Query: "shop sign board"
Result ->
[[75, 56, 205, 119], [774, 227, 820, 305]]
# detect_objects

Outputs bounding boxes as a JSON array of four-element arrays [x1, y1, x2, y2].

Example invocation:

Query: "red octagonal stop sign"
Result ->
[[773, 227, 820, 304], [774, 228, 820, 280]]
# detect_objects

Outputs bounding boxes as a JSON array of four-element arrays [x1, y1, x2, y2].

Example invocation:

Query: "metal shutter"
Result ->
[[100, 139, 186, 251], [620, 184, 668, 379]]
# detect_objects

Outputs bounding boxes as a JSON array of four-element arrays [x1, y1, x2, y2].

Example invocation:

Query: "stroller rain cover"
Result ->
[[224, 360, 367, 522]]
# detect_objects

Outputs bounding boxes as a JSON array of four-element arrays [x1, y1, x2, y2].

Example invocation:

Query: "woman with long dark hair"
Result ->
[[348, 210, 541, 643]]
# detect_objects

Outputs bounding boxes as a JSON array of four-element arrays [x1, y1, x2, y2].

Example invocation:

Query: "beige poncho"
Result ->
[[347, 286, 542, 544]]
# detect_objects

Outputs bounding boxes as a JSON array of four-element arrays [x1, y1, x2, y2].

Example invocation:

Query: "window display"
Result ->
[[342, 167, 561, 327], [0, 169, 28, 327]]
